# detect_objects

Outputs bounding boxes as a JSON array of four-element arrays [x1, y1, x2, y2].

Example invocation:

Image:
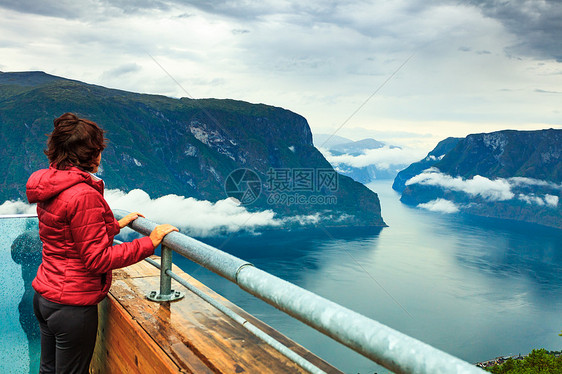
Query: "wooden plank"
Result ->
[[161, 266, 343, 373], [99, 255, 344, 373], [90, 294, 185, 374], [134, 257, 343, 373]]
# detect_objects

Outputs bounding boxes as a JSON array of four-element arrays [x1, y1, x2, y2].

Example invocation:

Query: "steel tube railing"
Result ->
[[114, 209, 484, 374], [144, 257, 327, 374], [237, 265, 479, 374], [146, 244, 184, 302], [115, 209, 250, 282], [0, 214, 38, 219], [160, 245, 173, 296]]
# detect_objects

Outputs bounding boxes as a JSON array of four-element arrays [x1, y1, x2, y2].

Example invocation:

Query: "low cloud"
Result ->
[[282, 213, 321, 226], [104, 189, 281, 237], [545, 194, 559, 207], [407, 169, 560, 208], [0, 189, 284, 237], [0, 200, 37, 215], [518, 193, 559, 208], [0, 188, 351, 237], [510, 177, 562, 189], [406, 168, 514, 201], [418, 199, 459, 213], [319, 146, 424, 170]]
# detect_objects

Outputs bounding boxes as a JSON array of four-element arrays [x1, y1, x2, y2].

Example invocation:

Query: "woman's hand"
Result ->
[[118, 212, 145, 229], [149, 224, 179, 248]]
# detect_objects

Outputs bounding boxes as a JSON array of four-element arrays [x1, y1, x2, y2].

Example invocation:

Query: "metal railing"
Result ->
[[142, 256, 328, 374], [0, 214, 38, 219], [114, 209, 484, 374], [114, 210, 483, 374]]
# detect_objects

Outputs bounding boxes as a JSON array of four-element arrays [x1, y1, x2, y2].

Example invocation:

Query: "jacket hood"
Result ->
[[26, 166, 104, 203]]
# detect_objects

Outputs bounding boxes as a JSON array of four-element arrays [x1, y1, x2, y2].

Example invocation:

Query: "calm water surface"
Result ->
[[2, 180, 561, 373], [177, 180, 562, 373]]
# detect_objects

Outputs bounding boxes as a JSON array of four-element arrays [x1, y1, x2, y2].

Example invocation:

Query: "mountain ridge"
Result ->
[[0, 71, 386, 229], [394, 129, 562, 228]]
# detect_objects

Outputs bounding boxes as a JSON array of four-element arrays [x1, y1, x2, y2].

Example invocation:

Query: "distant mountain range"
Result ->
[[313, 134, 408, 183], [393, 130, 562, 228], [0, 71, 385, 228]]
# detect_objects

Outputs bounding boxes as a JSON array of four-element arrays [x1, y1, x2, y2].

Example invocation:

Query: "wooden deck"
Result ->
[[90, 256, 343, 373]]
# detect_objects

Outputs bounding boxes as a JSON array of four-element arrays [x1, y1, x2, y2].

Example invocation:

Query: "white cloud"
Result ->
[[518, 193, 560, 208], [418, 199, 459, 213], [518, 194, 545, 206], [104, 189, 282, 237], [319, 146, 424, 170], [406, 168, 514, 201], [282, 213, 321, 225], [510, 177, 562, 190], [0, 188, 354, 237], [407, 169, 561, 208], [0, 200, 37, 215], [0, 189, 285, 237], [544, 194, 559, 207]]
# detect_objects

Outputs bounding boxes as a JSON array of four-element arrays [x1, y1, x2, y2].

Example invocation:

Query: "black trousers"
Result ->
[[33, 292, 98, 374]]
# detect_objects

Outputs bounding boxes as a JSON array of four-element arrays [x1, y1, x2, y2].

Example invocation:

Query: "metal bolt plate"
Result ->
[[146, 289, 185, 302]]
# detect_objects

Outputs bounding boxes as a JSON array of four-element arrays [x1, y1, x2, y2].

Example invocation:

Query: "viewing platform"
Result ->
[[91, 256, 339, 373]]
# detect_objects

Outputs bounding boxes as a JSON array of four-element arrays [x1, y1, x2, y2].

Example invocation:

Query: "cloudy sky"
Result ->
[[1, 0, 561, 152]]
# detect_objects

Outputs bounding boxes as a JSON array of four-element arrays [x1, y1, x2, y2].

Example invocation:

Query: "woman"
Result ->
[[26, 112, 178, 374]]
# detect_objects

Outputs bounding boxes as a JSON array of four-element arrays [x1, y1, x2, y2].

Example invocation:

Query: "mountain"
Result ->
[[0, 71, 385, 228], [392, 137, 461, 192], [311, 134, 353, 149], [394, 129, 562, 228], [314, 134, 409, 183]]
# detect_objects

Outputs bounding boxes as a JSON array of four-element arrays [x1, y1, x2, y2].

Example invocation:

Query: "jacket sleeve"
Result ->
[[69, 190, 154, 274]]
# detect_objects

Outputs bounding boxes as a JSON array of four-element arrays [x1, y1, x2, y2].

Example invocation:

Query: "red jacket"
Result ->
[[26, 166, 154, 305]]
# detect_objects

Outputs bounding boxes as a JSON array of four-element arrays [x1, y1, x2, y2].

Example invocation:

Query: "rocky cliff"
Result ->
[[394, 130, 562, 228], [0, 71, 385, 228]]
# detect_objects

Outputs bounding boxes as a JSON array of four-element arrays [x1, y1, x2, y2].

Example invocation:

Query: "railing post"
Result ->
[[147, 244, 184, 302]]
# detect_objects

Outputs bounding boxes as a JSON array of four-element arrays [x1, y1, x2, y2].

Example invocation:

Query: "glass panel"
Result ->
[[0, 217, 41, 373]]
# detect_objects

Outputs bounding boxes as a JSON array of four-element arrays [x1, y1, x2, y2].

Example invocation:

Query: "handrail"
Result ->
[[114, 209, 484, 374], [0, 214, 38, 219], [113, 237, 326, 373], [143, 256, 328, 374]]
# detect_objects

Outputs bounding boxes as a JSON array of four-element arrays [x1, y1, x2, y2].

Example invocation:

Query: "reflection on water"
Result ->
[[0, 218, 42, 374], [453, 215, 562, 295]]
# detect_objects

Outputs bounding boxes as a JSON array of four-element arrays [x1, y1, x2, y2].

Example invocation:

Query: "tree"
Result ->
[[486, 349, 562, 373]]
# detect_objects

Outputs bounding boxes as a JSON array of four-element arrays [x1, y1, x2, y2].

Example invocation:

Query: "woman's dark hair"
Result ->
[[45, 113, 107, 172]]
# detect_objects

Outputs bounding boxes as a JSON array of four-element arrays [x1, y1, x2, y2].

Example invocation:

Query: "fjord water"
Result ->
[[179, 180, 562, 373]]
